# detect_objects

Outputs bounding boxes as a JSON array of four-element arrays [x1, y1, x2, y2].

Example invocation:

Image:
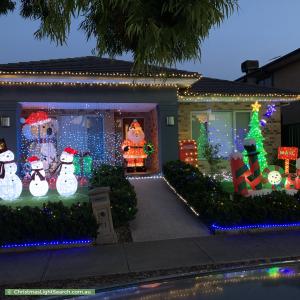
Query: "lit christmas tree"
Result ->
[[197, 122, 208, 159], [243, 101, 268, 171]]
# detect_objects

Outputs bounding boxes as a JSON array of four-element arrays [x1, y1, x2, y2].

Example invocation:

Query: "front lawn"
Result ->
[[0, 187, 89, 208]]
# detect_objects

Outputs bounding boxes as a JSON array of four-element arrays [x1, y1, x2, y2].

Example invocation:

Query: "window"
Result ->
[[58, 115, 104, 164], [191, 110, 250, 159]]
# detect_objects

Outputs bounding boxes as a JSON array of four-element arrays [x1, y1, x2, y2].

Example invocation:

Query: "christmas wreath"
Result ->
[[144, 142, 155, 156]]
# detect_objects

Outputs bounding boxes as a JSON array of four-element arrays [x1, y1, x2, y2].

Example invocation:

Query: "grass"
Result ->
[[0, 187, 89, 208]]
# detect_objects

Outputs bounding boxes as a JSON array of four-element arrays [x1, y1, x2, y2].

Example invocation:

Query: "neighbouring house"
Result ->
[[0, 56, 299, 175], [236, 48, 300, 148], [177, 77, 300, 171]]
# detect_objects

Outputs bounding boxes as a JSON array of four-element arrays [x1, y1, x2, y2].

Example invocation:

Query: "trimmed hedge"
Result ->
[[0, 201, 98, 244], [163, 160, 300, 226], [90, 165, 138, 227]]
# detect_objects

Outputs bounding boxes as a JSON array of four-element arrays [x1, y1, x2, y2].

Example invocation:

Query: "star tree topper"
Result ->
[[251, 101, 261, 112]]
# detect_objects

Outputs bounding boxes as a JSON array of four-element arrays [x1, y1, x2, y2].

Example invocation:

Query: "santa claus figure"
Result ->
[[122, 119, 148, 172]]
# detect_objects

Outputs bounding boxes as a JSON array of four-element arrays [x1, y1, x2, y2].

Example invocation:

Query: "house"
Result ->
[[0, 56, 200, 174], [236, 48, 300, 147], [0, 56, 299, 175], [178, 77, 299, 170]]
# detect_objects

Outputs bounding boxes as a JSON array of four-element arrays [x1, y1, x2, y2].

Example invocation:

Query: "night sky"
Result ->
[[1, 0, 300, 80]]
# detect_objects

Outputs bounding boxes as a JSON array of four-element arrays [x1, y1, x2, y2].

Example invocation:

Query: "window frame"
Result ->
[[190, 109, 251, 159]]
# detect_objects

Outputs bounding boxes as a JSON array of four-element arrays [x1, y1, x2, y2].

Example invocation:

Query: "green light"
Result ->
[[197, 122, 208, 160], [268, 267, 280, 277], [243, 111, 268, 171]]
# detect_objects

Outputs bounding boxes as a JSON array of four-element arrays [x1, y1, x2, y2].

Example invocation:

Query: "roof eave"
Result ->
[[178, 93, 300, 102], [0, 74, 201, 88]]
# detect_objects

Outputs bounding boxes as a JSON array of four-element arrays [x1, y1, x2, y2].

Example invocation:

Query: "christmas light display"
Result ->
[[211, 222, 300, 233], [0, 139, 22, 201], [73, 154, 81, 176], [82, 152, 93, 177], [21, 111, 58, 173], [192, 112, 249, 158], [244, 139, 263, 190], [197, 122, 208, 159], [262, 165, 285, 190], [28, 156, 49, 197], [143, 143, 155, 156], [20, 106, 124, 178], [243, 102, 268, 172], [55, 147, 78, 197], [230, 152, 249, 196], [122, 119, 149, 171], [260, 104, 276, 127], [179, 140, 198, 167], [1, 239, 93, 249], [230, 139, 263, 195], [278, 147, 298, 174]]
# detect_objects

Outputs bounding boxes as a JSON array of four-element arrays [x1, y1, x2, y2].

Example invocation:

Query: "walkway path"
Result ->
[[2, 232, 300, 285], [129, 178, 210, 242]]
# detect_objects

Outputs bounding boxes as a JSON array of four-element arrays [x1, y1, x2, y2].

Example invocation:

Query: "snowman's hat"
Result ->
[[0, 139, 7, 154], [129, 119, 142, 130], [28, 156, 40, 163], [63, 147, 78, 155], [25, 111, 51, 126]]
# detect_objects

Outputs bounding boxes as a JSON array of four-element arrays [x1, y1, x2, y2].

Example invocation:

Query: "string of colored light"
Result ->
[[1, 239, 93, 249]]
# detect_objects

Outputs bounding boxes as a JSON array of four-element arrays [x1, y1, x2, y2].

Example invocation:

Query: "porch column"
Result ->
[[157, 104, 179, 168]]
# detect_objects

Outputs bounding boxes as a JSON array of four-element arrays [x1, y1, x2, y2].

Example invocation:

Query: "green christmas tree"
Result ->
[[197, 122, 208, 160], [243, 107, 268, 172]]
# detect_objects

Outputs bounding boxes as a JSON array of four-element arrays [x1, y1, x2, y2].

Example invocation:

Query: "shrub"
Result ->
[[90, 164, 138, 227], [163, 160, 300, 227], [0, 201, 98, 245]]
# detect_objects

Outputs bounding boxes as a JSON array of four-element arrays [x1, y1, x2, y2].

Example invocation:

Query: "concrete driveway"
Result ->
[[129, 178, 210, 242]]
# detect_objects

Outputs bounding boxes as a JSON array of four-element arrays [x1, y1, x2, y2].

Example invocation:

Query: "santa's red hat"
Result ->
[[28, 156, 40, 163], [63, 147, 78, 155], [25, 111, 51, 126], [129, 119, 142, 130]]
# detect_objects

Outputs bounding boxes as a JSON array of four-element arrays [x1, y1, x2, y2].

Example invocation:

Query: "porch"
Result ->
[[19, 102, 161, 177]]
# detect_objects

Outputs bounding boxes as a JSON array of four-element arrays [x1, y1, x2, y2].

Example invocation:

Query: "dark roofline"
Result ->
[[179, 76, 300, 97], [0, 56, 200, 79], [236, 48, 300, 81]]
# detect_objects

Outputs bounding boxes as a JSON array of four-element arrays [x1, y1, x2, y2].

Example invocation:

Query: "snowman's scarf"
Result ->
[[52, 161, 73, 176], [0, 160, 15, 179], [31, 169, 46, 181]]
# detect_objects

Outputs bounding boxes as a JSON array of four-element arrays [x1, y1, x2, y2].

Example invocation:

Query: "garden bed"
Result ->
[[163, 161, 300, 234], [0, 200, 98, 251]]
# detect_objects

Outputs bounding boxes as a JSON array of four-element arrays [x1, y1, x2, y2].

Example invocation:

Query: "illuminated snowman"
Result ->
[[28, 156, 49, 197], [0, 139, 22, 201], [56, 147, 78, 197]]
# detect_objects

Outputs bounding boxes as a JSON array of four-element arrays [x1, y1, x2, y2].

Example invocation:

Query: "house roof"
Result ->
[[0, 56, 200, 78], [179, 77, 299, 97], [236, 48, 300, 82]]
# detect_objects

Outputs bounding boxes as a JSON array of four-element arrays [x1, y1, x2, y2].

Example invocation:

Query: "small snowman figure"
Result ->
[[0, 139, 22, 201], [28, 156, 49, 197], [56, 147, 78, 197]]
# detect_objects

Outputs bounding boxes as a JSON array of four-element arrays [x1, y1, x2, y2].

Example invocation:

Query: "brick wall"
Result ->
[[178, 101, 281, 171]]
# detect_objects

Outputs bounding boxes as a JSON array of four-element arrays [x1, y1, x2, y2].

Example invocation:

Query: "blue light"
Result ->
[[211, 222, 300, 233], [1, 239, 93, 249]]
